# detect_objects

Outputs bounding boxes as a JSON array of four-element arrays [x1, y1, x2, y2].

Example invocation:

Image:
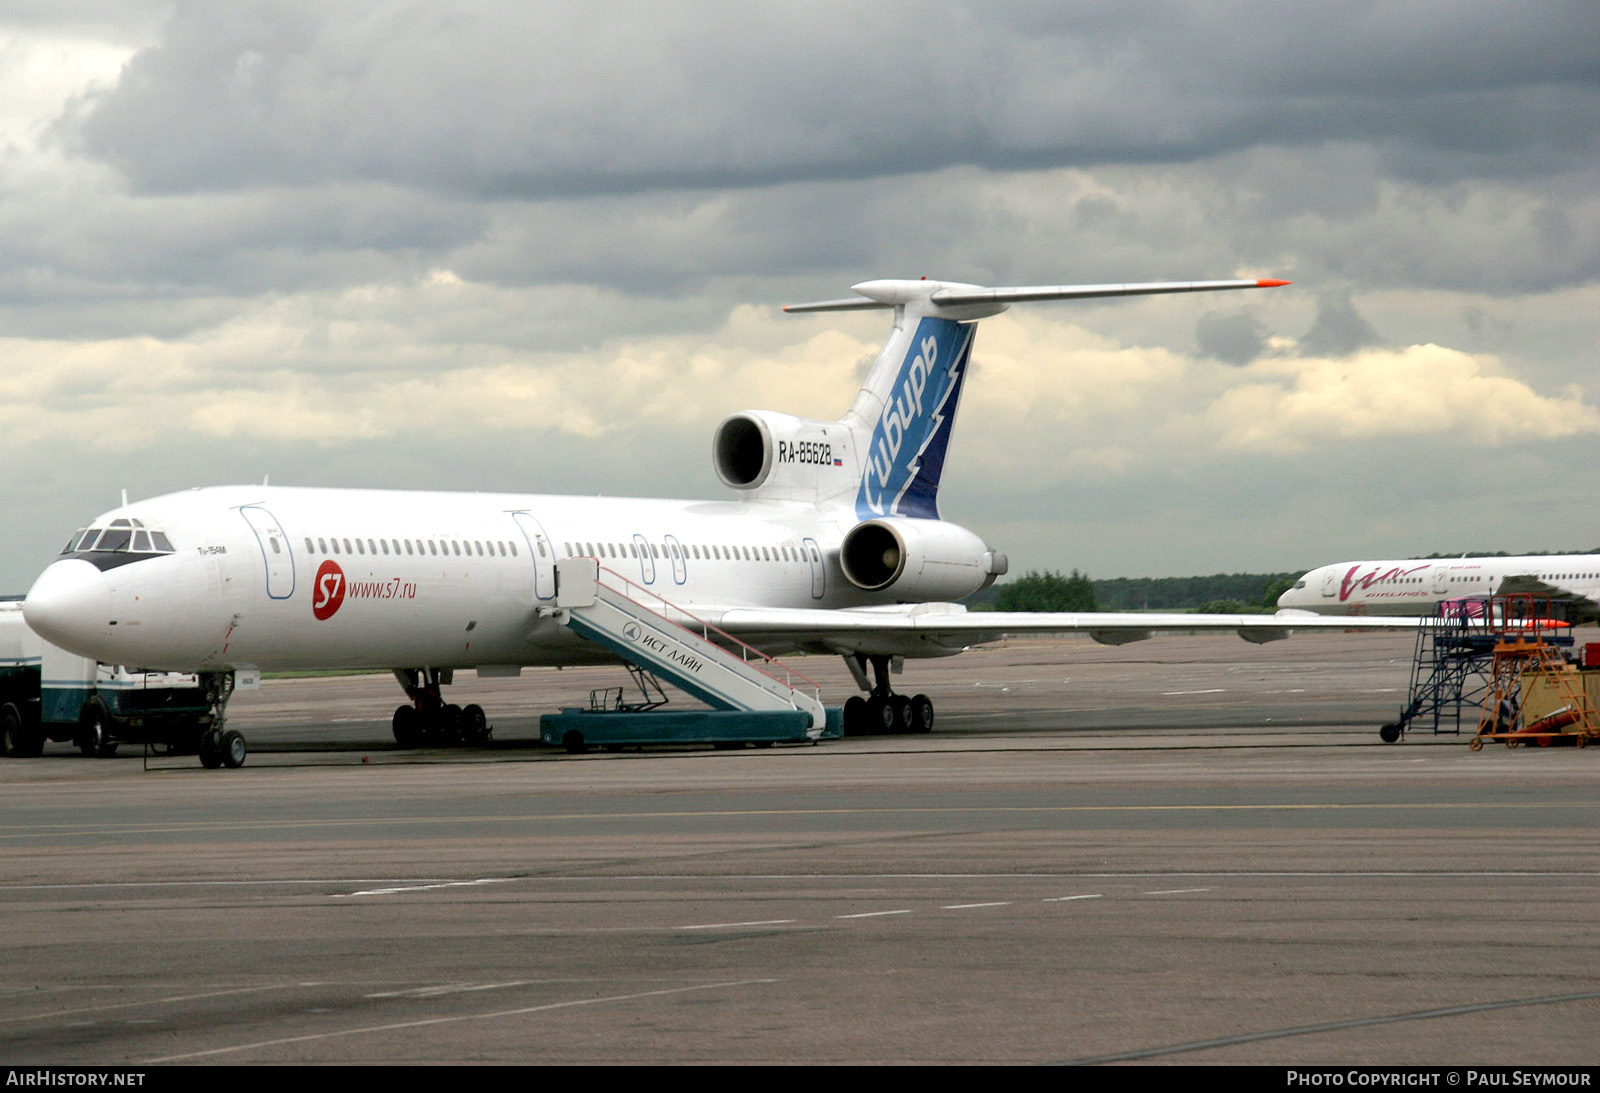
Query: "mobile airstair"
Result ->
[[539, 558, 839, 752]]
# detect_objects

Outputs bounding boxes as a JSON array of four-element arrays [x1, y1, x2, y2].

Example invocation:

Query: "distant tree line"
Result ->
[[970, 571, 1301, 613], [1095, 573, 1302, 613], [991, 569, 1097, 612], [972, 551, 1600, 615], [1420, 549, 1600, 558]]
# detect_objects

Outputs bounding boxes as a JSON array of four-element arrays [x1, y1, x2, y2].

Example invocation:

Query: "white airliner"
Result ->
[[23, 275, 1421, 743], [1277, 556, 1600, 618]]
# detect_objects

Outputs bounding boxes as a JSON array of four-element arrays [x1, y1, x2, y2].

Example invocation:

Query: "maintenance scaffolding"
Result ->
[[1469, 595, 1597, 750], [1382, 594, 1592, 746]]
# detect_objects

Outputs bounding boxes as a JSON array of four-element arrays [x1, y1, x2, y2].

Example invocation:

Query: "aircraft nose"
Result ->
[[1276, 579, 1304, 609], [24, 558, 112, 656]]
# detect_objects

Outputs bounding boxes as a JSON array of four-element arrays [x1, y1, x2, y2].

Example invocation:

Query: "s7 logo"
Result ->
[[312, 560, 345, 620]]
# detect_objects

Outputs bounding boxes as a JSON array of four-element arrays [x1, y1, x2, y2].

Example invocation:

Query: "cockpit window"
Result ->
[[61, 521, 179, 569], [93, 527, 133, 552]]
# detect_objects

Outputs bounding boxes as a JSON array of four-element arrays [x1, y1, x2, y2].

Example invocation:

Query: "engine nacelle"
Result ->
[[712, 410, 856, 504], [713, 412, 776, 490], [839, 517, 1007, 601]]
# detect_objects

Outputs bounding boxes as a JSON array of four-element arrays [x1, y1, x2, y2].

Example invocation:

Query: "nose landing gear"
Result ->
[[195, 672, 246, 769]]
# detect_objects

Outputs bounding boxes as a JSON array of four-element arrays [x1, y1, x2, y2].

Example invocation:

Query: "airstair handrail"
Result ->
[[580, 559, 824, 699]]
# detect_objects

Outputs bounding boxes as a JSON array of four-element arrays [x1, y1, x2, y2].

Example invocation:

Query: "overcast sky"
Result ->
[[2, 1, 1597, 592]]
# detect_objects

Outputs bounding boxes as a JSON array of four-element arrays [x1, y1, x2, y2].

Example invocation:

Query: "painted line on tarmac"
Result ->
[[0, 878, 449, 891], [367, 981, 542, 999], [1065, 988, 1600, 1065], [0, 984, 320, 1026], [679, 919, 798, 930], [334, 878, 514, 897], [545, 870, 1600, 881], [1144, 887, 1211, 895], [9, 798, 1599, 840], [837, 909, 914, 919], [942, 901, 1012, 910], [5, 870, 1593, 898], [139, 978, 779, 1063], [1042, 894, 1103, 902]]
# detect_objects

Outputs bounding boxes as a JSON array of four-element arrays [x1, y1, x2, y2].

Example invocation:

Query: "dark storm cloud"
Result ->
[[1299, 289, 1383, 357], [1, 0, 169, 37], [1195, 309, 1267, 365], [0, 183, 485, 316], [61, 1, 1600, 199]]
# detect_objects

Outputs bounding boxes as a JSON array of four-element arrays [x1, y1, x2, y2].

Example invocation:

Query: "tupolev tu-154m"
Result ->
[[21, 275, 1420, 754]]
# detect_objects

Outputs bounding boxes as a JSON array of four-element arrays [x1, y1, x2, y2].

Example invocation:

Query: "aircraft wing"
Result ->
[[699, 604, 1421, 659], [1493, 574, 1600, 621]]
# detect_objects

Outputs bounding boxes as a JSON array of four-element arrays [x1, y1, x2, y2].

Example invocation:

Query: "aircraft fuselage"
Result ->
[[1277, 556, 1600, 619], [25, 485, 874, 673]]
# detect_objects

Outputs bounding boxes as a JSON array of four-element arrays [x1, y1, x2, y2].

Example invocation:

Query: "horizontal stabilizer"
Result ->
[[931, 279, 1290, 305], [782, 297, 893, 313], [785, 277, 1289, 314]]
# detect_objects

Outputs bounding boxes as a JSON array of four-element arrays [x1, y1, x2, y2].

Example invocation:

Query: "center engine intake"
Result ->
[[839, 518, 1007, 601]]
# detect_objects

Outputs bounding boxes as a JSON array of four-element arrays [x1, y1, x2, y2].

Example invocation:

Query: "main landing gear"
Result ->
[[391, 668, 491, 749], [841, 654, 934, 736]]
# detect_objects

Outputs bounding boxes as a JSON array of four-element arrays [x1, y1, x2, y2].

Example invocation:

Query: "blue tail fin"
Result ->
[[849, 314, 975, 520], [780, 275, 1290, 520]]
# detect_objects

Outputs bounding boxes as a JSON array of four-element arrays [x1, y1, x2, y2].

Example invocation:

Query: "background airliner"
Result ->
[[23, 275, 1421, 744], [1277, 555, 1600, 619]]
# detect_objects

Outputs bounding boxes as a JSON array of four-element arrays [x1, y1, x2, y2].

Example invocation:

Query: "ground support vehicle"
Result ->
[[0, 601, 248, 767]]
